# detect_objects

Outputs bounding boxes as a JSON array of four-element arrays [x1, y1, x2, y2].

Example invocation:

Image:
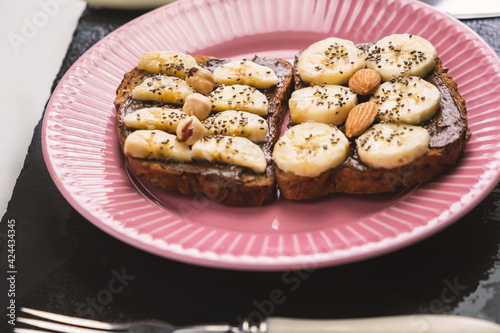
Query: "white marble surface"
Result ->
[[0, 0, 86, 218]]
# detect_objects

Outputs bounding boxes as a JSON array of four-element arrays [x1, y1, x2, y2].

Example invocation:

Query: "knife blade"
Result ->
[[420, 0, 500, 19]]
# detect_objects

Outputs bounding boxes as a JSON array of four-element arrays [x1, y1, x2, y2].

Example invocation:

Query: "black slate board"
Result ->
[[1, 6, 500, 332]]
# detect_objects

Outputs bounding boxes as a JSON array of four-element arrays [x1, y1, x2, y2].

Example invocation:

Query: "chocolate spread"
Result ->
[[119, 56, 291, 180], [292, 44, 469, 172], [119, 52, 468, 178]]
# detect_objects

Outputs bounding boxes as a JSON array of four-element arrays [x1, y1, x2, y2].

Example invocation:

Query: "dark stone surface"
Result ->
[[1, 6, 500, 332]]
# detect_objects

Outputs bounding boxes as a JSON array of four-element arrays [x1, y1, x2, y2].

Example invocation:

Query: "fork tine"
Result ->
[[20, 308, 129, 330], [14, 329, 51, 333], [17, 317, 116, 333]]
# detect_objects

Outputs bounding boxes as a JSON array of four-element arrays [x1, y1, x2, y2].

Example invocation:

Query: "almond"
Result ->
[[348, 69, 381, 95], [345, 102, 378, 138]]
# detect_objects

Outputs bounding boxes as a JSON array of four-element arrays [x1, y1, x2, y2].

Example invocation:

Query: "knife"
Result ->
[[420, 0, 500, 19], [264, 316, 500, 333], [83, 0, 500, 18], [174, 317, 500, 333]]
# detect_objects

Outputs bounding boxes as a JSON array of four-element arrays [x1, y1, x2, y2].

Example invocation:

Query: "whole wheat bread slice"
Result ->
[[276, 51, 470, 200], [115, 55, 294, 206]]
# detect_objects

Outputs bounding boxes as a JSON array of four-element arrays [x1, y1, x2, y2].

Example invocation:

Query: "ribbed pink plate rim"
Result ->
[[42, 0, 500, 270]]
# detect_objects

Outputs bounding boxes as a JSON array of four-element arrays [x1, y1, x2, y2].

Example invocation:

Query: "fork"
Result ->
[[15, 307, 500, 333]]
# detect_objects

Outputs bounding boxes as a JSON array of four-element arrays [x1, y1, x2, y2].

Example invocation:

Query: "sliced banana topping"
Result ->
[[123, 107, 188, 132], [297, 37, 366, 85], [137, 51, 197, 78], [366, 34, 437, 81], [202, 110, 268, 143], [273, 122, 350, 177], [370, 76, 440, 124], [192, 136, 267, 173], [213, 60, 279, 89], [289, 85, 358, 125], [132, 75, 195, 104], [208, 84, 269, 116], [124, 130, 193, 162], [356, 123, 429, 169]]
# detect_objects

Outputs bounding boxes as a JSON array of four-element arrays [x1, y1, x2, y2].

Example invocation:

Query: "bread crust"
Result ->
[[115, 55, 294, 206], [276, 55, 470, 200]]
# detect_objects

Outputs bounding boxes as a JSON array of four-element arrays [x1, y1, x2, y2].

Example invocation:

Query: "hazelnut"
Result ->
[[348, 69, 381, 95], [176, 115, 206, 145], [185, 66, 216, 94], [182, 93, 212, 120]]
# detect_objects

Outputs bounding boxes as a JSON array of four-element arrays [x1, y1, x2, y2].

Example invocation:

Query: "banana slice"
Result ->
[[356, 123, 429, 169], [137, 51, 197, 78], [273, 122, 350, 177], [366, 34, 437, 81], [192, 136, 267, 173], [124, 130, 193, 162], [297, 37, 366, 85], [123, 107, 188, 132], [203, 111, 268, 143], [132, 75, 195, 104], [213, 60, 279, 89], [289, 85, 358, 125], [370, 76, 440, 124], [208, 84, 269, 116]]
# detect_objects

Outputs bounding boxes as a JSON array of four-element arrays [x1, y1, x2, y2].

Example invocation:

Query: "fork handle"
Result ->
[[265, 315, 500, 333]]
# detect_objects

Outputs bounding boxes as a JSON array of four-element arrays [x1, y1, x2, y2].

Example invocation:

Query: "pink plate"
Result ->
[[43, 0, 500, 270]]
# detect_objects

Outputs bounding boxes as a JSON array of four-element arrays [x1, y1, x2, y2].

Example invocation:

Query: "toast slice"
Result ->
[[115, 55, 294, 206], [275, 44, 470, 200]]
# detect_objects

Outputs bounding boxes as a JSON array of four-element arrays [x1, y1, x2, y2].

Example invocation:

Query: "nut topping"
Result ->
[[348, 69, 381, 95], [176, 115, 206, 145], [182, 93, 212, 120], [185, 66, 216, 94], [345, 102, 378, 138]]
